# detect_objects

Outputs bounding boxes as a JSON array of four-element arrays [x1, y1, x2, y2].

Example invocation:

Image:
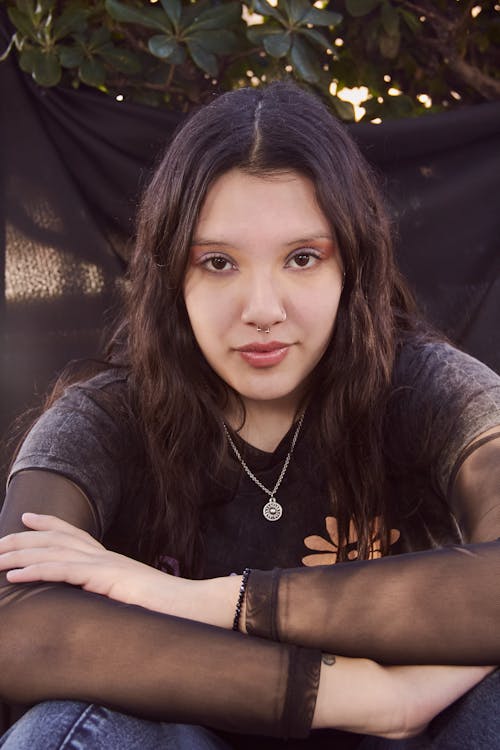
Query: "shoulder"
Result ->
[[392, 337, 500, 420], [8, 367, 137, 536], [394, 337, 500, 395], [388, 336, 500, 494], [60, 367, 130, 411]]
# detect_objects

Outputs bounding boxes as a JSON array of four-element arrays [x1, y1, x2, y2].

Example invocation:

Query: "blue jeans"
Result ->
[[1, 670, 498, 749], [0, 703, 233, 750]]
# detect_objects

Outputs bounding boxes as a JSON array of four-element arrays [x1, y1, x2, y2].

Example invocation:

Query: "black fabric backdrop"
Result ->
[[1, 19, 500, 468]]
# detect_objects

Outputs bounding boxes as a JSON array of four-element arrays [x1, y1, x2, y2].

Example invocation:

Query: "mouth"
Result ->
[[235, 342, 291, 368], [236, 341, 290, 353]]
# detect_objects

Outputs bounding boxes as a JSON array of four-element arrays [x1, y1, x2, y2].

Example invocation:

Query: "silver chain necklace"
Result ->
[[223, 414, 304, 521]]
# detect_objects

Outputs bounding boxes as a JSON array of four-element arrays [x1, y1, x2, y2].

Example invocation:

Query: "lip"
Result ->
[[236, 341, 289, 353], [235, 341, 291, 368]]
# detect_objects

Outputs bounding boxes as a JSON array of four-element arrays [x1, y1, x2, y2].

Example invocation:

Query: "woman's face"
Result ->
[[183, 169, 344, 412]]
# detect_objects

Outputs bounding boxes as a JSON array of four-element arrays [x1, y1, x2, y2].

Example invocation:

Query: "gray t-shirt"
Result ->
[[8, 339, 500, 575]]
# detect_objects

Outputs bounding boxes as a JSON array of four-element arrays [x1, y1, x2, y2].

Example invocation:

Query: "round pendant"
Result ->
[[263, 500, 282, 521]]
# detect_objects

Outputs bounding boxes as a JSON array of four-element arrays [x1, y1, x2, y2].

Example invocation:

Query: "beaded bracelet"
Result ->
[[232, 567, 251, 631]]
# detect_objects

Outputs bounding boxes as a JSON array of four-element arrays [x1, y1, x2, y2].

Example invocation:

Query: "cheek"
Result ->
[[184, 281, 236, 351], [292, 286, 341, 338]]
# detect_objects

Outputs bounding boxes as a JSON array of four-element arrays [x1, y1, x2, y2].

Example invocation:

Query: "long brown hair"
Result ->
[[100, 81, 421, 574]]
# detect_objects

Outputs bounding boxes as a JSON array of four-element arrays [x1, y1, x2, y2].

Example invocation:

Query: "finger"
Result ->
[[6, 561, 93, 588], [0, 528, 102, 555], [21, 513, 100, 546], [6, 561, 115, 597], [0, 546, 92, 572]]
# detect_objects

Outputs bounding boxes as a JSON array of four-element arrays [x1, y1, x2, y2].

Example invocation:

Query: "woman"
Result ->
[[0, 82, 498, 749]]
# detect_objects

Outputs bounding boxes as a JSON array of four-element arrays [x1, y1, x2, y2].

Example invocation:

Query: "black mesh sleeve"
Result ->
[[246, 435, 500, 665], [0, 470, 321, 738]]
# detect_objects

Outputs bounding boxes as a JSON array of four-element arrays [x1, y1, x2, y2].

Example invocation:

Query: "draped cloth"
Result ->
[[1, 26, 499, 449]]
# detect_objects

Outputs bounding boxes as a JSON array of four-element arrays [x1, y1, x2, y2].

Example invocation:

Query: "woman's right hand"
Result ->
[[0, 512, 194, 614]]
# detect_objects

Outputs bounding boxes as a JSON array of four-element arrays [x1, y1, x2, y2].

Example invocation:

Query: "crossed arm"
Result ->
[[1, 433, 499, 740]]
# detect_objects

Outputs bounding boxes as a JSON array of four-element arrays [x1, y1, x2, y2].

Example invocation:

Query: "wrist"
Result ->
[[189, 575, 247, 630], [313, 657, 406, 738]]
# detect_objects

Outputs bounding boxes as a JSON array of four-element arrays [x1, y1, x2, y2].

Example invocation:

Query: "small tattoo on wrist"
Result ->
[[322, 653, 336, 666]]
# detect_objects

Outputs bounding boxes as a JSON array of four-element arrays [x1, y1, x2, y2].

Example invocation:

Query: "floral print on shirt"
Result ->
[[302, 515, 400, 566]]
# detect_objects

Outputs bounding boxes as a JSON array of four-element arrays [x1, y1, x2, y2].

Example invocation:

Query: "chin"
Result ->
[[235, 379, 304, 405]]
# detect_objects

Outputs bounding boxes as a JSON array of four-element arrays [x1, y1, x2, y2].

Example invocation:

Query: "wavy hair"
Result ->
[[104, 82, 420, 575]]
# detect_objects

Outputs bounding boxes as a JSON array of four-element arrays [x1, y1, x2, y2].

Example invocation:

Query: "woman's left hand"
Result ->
[[0, 513, 241, 628]]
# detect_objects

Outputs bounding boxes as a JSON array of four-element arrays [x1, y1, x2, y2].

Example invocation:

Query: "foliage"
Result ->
[[0, 0, 499, 120]]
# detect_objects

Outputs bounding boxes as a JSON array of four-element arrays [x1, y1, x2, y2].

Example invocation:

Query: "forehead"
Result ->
[[194, 168, 332, 244]]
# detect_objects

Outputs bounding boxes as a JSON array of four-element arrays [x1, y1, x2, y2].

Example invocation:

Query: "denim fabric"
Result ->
[[0, 701, 233, 750]]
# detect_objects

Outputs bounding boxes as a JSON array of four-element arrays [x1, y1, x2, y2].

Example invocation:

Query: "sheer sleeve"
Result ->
[[0, 470, 321, 738], [245, 432, 500, 665]]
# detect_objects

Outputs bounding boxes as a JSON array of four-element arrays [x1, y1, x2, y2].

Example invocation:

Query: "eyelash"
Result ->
[[198, 248, 323, 273]]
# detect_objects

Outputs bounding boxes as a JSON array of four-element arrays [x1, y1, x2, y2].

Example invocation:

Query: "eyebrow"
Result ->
[[191, 234, 335, 247]]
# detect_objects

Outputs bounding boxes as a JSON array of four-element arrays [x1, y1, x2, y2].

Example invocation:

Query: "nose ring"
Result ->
[[257, 326, 271, 334]]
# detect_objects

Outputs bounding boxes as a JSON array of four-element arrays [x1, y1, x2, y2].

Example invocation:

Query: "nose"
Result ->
[[240, 271, 287, 330]]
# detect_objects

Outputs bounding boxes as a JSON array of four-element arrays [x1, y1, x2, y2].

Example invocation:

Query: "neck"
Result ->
[[226, 396, 302, 452]]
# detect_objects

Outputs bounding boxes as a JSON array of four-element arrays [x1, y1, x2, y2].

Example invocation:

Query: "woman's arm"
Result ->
[[0, 470, 321, 739], [242, 432, 500, 665], [313, 658, 495, 739], [1, 470, 495, 741]]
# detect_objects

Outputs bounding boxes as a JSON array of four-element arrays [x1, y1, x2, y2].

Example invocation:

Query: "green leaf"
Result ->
[[89, 27, 112, 50], [52, 8, 88, 41], [19, 46, 37, 73], [104, 46, 143, 73], [345, 0, 381, 18], [104, 0, 170, 32], [31, 48, 61, 86], [262, 31, 291, 57], [302, 6, 342, 27], [187, 3, 242, 32], [250, 0, 283, 22], [15, 1, 36, 17], [399, 9, 421, 34], [58, 44, 84, 68], [381, 2, 399, 36], [246, 21, 282, 44], [299, 26, 333, 51], [189, 30, 239, 54], [287, 0, 309, 24], [331, 96, 355, 121], [289, 36, 319, 83], [7, 8, 38, 42], [186, 38, 218, 76], [379, 29, 400, 58], [386, 93, 414, 116], [79, 57, 106, 87], [148, 33, 177, 58], [159, 0, 182, 28]]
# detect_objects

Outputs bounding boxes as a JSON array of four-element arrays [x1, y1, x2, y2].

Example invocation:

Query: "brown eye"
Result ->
[[209, 257, 229, 271], [286, 249, 321, 269], [294, 253, 311, 267]]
